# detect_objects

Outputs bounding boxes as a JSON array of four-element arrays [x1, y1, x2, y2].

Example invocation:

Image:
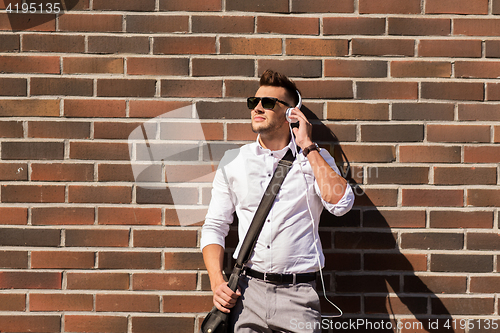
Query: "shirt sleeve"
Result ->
[[314, 149, 355, 216], [200, 164, 236, 251]]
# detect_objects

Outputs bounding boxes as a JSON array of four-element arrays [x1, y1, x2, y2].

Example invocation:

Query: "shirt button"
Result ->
[[267, 219, 270, 223], [267, 174, 271, 177], [267, 245, 270, 249]]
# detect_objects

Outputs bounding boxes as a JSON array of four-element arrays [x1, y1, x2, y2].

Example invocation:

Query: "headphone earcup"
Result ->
[[286, 108, 297, 123]]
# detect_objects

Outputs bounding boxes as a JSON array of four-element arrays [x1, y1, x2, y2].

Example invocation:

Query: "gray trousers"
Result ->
[[229, 274, 321, 333]]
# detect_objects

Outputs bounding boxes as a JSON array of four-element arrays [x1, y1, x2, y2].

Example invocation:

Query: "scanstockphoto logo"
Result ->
[[127, 104, 240, 226]]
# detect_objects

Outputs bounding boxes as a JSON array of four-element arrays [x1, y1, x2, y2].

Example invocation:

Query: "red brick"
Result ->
[[65, 315, 128, 333], [65, 229, 129, 247], [59, 13, 122, 32], [0, 162, 27, 180], [357, 82, 418, 99], [257, 59, 322, 77], [94, 121, 151, 140], [459, 104, 500, 121], [0, 272, 61, 289], [464, 145, 500, 163], [132, 317, 194, 333], [0, 13, 56, 31], [0, 99, 59, 117], [129, 100, 192, 118], [97, 78, 156, 97], [68, 185, 132, 204], [94, 0, 155, 11], [327, 102, 389, 120], [192, 58, 254, 76], [468, 189, 500, 207], [0, 250, 27, 269], [335, 231, 397, 249], [404, 275, 467, 293], [365, 253, 427, 271], [339, 144, 396, 163], [22, 34, 85, 53], [495, 0, 500, 14], [419, 39, 482, 57], [30, 77, 93, 96], [1, 184, 65, 203], [353, 188, 398, 207], [67, 273, 129, 290], [286, 38, 348, 57], [393, 103, 454, 121], [0, 78, 26, 96], [361, 124, 423, 142], [456, 61, 500, 78], [291, 0, 354, 13], [193, 15, 254, 33], [454, 19, 500, 36], [28, 121, 90, 139], [359, 0, 421, 14], [402, 189, 464, 207], [401, 233, 463, 250], [430, 210, 494, 228], [0, 207, 27, 225], [88, 36, 150, 54], [468, 233, 500, 250], [163, 295, 212, 313], [63, 57, 124, 74], [352, 38, 415, 56], [154, 36, 216, 55], [363, 210, 426, 228], [470, 276, 500, 293], [391, 61, 451, 78], [31, 251, 95, 269], [0, 294, 25, 311], [133, 230, 197, 248], [0, 315, 60, 332], [0, 228, 59, 247], [366, 166, 428, 185], [389, 18, 451, 36], [132, 273, 196, 290], [295, 80, 353, 99], [426, 0, 488, 14], [0, 55, 59, 74], [164, 164, 217, 182], [30, 294, 93, 312], [0, 34, 19, 52], [96, 294, 159, 312], [434, 166, 497, 185], [221, 37, 282, 55], [70, 142, 130, 160], [97, 163, 136, 182], [422, 82, 484, 101], [136, 186, 199, 205], [32, 207, 95, 225], [127, 57, 188, 76], [161, 79, 223, 98], [64, 99, 126, 118], [400, 145, 461, 163], [31, 163, 93, 182], [159, 0, 222, 11], [325, 59, 387, 78], [324, 17, 385, 35], [165, 208, 207, 226], [487, 82, 500, 100], [431, 254, 493, 272], [165, 252, 205, 270], [432, 297, 494, 315], [428, 124, 490, 143], [98, 252, 161, 269], [98, 207, 161, 225], [485, 40, 500, 58], [365, 296, 427, 314], [226, 0, 288, 12], [257, 16, 319, 35]]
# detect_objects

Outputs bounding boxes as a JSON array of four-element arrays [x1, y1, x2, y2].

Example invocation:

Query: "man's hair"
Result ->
[[259, 69, 300, 106]]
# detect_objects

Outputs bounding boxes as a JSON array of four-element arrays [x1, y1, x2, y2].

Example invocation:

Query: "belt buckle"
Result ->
[[263, 272, 267, 282]]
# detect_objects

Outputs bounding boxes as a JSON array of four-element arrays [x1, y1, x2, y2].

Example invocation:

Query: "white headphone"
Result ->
[[285, 90, 302, 123]]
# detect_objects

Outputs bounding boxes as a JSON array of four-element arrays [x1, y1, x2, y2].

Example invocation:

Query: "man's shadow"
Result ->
[[304, 107, 455, 333]]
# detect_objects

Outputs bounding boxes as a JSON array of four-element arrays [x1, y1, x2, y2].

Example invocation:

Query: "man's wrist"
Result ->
[[302, 142, 320, 157]]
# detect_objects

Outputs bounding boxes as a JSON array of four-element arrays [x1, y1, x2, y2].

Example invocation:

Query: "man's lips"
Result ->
[[253, 115, 266, 121]]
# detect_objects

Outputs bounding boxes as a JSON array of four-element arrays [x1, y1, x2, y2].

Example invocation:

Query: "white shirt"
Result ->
[[200, 138, 355, 274]]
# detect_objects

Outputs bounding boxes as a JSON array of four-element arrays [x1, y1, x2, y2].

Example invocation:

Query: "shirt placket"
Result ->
[[264, 151, 275, 272]]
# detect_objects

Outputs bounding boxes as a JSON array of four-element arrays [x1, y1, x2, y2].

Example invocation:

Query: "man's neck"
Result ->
[[258, 133, 291, 151]]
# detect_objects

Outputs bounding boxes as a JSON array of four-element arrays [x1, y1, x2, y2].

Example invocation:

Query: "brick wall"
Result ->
[[0, 0, 499, 332]]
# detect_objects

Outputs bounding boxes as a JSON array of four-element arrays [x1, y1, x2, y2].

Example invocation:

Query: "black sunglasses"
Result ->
[[247, 97, 291, 110]]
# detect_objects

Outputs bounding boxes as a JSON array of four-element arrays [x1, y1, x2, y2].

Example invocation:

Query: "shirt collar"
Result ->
[[254, 134, 298, 158]]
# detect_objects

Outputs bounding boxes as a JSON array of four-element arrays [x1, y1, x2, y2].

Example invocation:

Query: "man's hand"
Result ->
[[288, 107, 313, 149], [212, 280, 241, 313]]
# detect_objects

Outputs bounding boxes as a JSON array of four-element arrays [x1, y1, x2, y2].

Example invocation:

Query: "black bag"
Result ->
[[200, 149, 295, 333]]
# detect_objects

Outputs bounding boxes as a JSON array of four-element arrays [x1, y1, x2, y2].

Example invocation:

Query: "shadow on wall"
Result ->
[[303, 107, 455, 333], [2, 0, 81, 30]]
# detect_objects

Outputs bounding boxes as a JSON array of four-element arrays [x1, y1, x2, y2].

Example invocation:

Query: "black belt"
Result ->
[[244, 267, 317, 284]]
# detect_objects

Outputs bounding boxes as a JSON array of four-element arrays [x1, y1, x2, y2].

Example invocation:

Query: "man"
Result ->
[[201, 70, 354, 332]]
